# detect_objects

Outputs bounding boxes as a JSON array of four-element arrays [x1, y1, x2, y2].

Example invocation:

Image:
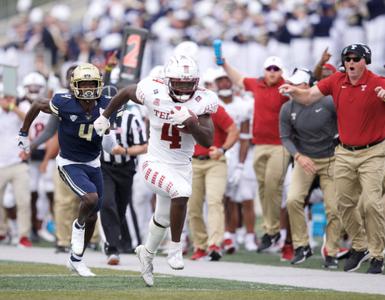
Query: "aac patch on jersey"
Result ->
[[70, 115, 78, 122]]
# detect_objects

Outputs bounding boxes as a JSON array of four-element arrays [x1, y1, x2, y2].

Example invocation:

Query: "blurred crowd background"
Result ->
[[1, 0, 385, 89]]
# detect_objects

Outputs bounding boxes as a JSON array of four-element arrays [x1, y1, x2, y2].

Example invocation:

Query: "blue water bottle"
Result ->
[[213, 39, 224, 65]]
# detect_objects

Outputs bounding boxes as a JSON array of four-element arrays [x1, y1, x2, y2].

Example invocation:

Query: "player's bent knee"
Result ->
[[82, 193, 99, 211]]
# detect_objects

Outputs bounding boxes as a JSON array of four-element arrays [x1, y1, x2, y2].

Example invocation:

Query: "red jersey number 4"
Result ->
[[161, 123, 181, 149]]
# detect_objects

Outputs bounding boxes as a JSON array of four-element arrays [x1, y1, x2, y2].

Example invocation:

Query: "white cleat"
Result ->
[[71, 220, 85, 256], [167, 243, 184, 270], [66, 259, 95, 277], [135, 245, 154, 287], [244, 233, 258, 252], [38, 228, 56, 242]]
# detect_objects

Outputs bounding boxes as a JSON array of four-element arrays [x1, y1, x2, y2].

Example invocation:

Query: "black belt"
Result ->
[[192, 155, 210, 160], [341, 139, 383, 151]]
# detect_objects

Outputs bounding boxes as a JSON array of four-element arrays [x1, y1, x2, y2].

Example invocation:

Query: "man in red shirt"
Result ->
[[280, 43, 385, 274], [188, 105, 239, 261], [221, 56, 291, 252]]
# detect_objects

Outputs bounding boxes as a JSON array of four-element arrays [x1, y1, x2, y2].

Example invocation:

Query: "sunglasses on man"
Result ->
[[344, 56, 362, 63], [265, 66, 281, 72]]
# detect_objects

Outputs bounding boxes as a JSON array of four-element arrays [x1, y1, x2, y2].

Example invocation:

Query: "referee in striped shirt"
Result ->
[[101, 106, 147, 265]]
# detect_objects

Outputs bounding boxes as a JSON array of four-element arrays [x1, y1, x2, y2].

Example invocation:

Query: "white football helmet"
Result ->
[[164, 55, 199, 102], [70, 63, 103, 100], [22, 72, 47, 101]]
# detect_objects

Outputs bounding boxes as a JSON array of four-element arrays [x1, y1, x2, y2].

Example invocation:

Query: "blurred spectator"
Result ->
[[0, 88, 32, 247], [188, 105, 238, 261]]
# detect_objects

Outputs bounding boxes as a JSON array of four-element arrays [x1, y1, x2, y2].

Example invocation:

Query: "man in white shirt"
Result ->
[[0, 89, 32, 247]]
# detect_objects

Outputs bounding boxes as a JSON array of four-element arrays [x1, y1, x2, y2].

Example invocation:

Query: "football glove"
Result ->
[[169, 106, 192, 127], [17, 131, 30, 152], [93, 108, 110, 136]]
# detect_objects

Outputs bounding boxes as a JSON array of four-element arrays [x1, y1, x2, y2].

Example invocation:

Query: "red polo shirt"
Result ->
[[194, 105, 234, 156], [244, 77, 288, 145], [317, 69, 385, 146]]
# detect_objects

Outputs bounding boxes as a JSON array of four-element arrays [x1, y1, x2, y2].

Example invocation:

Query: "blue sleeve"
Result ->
[[49, 94, 62, 117]]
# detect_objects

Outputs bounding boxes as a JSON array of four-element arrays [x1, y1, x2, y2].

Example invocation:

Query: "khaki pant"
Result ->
[[253, 145, 290, 235], [287, 157, 341, 255], [334, 142, 385, 259], [54, 169, 99, 247], [188, 158, 227, 249], [0, 163, 31, 237], [0, 206, 7, 236]]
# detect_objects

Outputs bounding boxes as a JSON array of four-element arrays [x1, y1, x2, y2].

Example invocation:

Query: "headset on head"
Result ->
[[341, 44, 372, 65]]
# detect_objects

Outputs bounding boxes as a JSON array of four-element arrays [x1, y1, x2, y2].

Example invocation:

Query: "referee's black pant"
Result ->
[[100, 162, 140, 254]]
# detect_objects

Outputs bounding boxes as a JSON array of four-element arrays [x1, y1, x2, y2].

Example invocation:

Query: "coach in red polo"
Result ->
[[220, 56, 290, 253], [280, 43, 385, 274]]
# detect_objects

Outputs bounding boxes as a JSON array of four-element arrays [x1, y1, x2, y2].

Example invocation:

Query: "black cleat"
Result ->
[[291, 245, 313, 265], [366, 258, 384, 274], [257, 232, 281, 253], [323, 256, 338, 269], [343, 249, 370, 272]]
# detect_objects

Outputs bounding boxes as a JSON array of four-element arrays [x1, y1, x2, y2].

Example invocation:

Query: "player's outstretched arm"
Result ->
[[18, 99, 51, 152], [102, 84, 139, 118], [20, 99, 51, 133], [190, 114, 214, 148]]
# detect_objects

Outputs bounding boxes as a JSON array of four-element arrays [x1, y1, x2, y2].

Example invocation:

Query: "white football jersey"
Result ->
[[20, 100, 51, 150], [136, 77, 218, 165], [222, 96, 253, 160]]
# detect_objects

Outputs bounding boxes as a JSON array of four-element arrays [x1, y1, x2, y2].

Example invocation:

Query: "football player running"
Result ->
[[94, 55, 218, 286], [18, 63, 109, 277]]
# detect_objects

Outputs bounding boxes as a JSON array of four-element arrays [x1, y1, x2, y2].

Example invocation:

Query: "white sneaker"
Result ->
[[135, 245, 154, 287], [167, 242, 184, 270], [244, 233, 258, 251], [38, 228, 55, 242], [71, 220, 85, 255], [67, 259, 95, 277], [107, 254, 120, 265]]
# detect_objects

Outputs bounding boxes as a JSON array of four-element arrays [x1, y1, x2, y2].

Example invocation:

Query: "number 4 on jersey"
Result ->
[[79, 124, 94, 141], [161, 123, 181, 149]]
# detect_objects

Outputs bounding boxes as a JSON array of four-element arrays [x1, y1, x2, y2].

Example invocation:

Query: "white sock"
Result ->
[[169, 241, 182, 252], [145, 218, 167, 254], [8, 219, 18, 237]]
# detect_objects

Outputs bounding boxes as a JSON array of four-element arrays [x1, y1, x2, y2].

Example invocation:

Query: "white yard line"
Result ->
[[0, 245, 383, 295]]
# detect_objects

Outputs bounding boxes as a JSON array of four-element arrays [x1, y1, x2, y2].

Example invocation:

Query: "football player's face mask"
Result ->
[[70, 63, 103, 100], [164, 55, 199, 102]]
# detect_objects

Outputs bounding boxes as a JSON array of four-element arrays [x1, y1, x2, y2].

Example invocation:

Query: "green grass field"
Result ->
[[0, 261, 383, 300]]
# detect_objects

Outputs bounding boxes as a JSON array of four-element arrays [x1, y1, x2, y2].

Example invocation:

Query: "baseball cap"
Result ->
[[263, 56, 284, 70], [287, 68, 311, 85], [323, 63, 337, 73], [341, 44, 371, 64]]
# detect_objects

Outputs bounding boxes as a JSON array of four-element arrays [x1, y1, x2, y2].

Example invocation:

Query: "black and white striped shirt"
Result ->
[[101, 108, 147, 167]]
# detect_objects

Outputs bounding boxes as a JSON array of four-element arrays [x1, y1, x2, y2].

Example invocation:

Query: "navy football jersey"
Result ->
[[50, 93, 110, 162]]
